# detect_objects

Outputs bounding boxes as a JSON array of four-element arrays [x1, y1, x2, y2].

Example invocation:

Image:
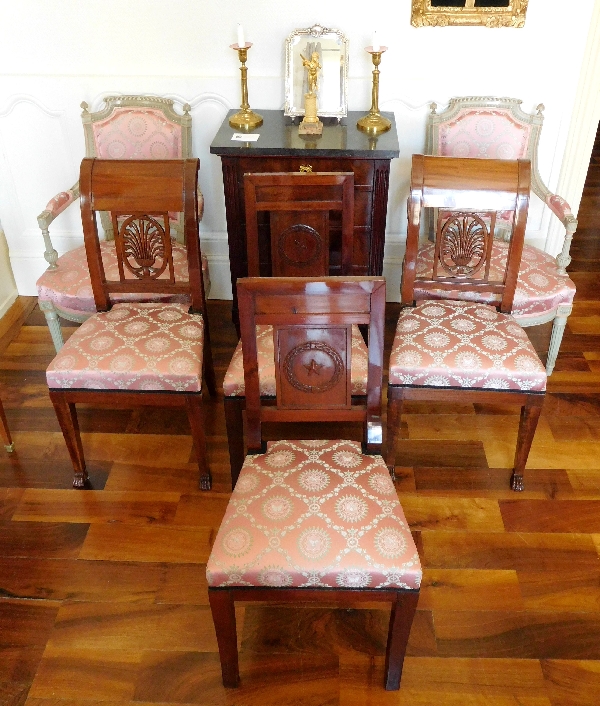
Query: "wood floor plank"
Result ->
[[420, 531, 600, 571], [12, 489, 180, 524], [0, 558, 164, 603], [46, 603, 222, 652], [103, 463, 201, 493], [399, 497, 505, 532], [155, 564, 209, 605], [28, 647, 142, 702], [517, 571, 600, 612], [434, 611, 600, 659], [0, 600, 60, 647], [500, 500, 600, 533], [419, 569, 524, 611], [0, 522, 89, 559], [79, 524, 213, 563], [541, 659, 600, 706]]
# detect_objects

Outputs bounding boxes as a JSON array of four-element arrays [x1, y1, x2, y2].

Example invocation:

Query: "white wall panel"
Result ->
[[0, 0, 596, 301]]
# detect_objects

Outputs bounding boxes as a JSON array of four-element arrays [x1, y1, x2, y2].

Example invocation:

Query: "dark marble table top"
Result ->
[[210, 110, 399, 159]]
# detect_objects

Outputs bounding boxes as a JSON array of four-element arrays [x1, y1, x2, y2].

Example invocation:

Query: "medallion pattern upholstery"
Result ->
[[46, 302, 204, 393], [207, 440, 421, 590], [223, 324, 369, 397], [37, 240, 191, 317], [36, 95, 208, 353], [426, 97, 578, 375], [415, 241, 576, 322], [389, 300, 546, 392]]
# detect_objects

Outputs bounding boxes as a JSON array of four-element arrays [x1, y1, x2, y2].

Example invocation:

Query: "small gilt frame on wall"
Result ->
[[411, 0, 528, 28]]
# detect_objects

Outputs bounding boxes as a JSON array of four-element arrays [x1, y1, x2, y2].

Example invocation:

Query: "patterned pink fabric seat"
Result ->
[[207, 439, 421, 590], [47, 302, 204, 392], [416, 242, 575, 322], [389, 300, 546, 392], [37, 240, 197, 317], [223, 324, 369, 397]]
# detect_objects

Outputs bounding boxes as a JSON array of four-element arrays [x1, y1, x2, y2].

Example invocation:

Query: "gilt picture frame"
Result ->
[[411, 0, 528, 28]]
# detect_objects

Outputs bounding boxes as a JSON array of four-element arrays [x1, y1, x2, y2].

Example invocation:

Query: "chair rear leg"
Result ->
[[386, 386, 405, 480], [511, 394, 544, 491], [384, 590, 419, 690], [49, 390, 88, 487], [185, 394, 211, 490], [202, 329, 217, 398], [224, 396, 245, 489], [0, 399, 14, 452], [208, 588, 240, 688]]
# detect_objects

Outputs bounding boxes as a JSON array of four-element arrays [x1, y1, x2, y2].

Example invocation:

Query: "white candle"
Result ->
[[372, 31, 380, 52], [237, 23, 245, 48]]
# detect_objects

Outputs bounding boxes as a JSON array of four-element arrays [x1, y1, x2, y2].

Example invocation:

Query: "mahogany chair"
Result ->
[[46, 158, 215, 489], [36, 95, 210, 352], [208, 276, 421, 691], [0, 399, 14, 453], [425, 97, 577, 374], [223, 172, 365, 486], [387, 155, 546, 492]]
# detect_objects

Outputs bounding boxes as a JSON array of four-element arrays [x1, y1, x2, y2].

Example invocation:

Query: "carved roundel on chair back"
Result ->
[[283, 340, 344, 393], [275, 326, 352, 409], [434, 211, 493, 280], [116, 214, 174, 281], [278, 224, 323, 268]]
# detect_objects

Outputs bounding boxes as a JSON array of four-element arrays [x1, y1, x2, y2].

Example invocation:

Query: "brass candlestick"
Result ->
[[229, 43, 263, 130], [357, 46, 391, 135]]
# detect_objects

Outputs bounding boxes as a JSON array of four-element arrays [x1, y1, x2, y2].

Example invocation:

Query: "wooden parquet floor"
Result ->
[[2, 137, 600, 705]]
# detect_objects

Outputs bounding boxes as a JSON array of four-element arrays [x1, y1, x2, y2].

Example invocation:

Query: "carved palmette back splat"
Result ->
[[433, 210, 496, 282], [274, 324, 352, 409], [112, 212, 175, 283]]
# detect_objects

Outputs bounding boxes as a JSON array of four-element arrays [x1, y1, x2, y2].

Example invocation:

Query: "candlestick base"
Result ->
[[356, 111, 391, 135], [229, 109, 263, 130]]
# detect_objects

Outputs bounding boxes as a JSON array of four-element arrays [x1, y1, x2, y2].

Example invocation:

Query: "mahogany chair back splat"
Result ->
[[46, 158, 215, 489], [223, 172, 358, 485], [387, 155, 546, 492], [207, 276, 422, 691], [244, 171, 355, 278]]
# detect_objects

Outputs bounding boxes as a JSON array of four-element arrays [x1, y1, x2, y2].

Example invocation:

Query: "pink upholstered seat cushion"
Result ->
[[46, 303, 204, 392], [223, 325, 369, 397], [415, 242, 575, 322], [389, 300, 546, 392], [206, 439, 422, 590], [37, 241, 210, 316]]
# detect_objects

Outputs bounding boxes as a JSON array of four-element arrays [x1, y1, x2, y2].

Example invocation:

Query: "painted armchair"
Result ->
[[36, 95, 209, 351], [423, 96, 577, 374]]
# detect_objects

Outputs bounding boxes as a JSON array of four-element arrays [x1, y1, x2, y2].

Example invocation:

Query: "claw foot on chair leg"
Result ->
[[510, 473, 524, 492], [199, 474, 212, 491], [5, 443, 14, 453], [73, 471, 89, 488]]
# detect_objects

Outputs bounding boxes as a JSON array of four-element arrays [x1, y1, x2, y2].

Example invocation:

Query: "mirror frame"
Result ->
[[411, 0, 528, 28], [284, 23, 349, 119]]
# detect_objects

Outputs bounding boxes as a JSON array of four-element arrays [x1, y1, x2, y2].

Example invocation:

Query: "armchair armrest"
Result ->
[[531, 178, 578, 277], [37, 181, 80, 269]]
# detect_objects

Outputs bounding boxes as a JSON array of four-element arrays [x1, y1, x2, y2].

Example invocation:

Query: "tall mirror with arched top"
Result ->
[[411, 0, 528, 27]]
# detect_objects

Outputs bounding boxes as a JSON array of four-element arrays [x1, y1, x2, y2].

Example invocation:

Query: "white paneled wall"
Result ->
[[0, 0, 596, 301]]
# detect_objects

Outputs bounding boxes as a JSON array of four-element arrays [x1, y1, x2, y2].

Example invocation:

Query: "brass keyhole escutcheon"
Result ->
[[299, 165, 313, 173]]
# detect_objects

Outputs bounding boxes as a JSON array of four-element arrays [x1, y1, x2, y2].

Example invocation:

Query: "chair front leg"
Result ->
[[511, 394, 544, 491], [185, 394, 211, 491], [386, 386, 405, 480], [39, 300, 65, 352], [49, 390, 87, 487], [0, 399, 14, 452], [546, 304, 572, 376], [384, 590, 419, 690], [208, 588, 240, 688], [224, 396, 245, 489]]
